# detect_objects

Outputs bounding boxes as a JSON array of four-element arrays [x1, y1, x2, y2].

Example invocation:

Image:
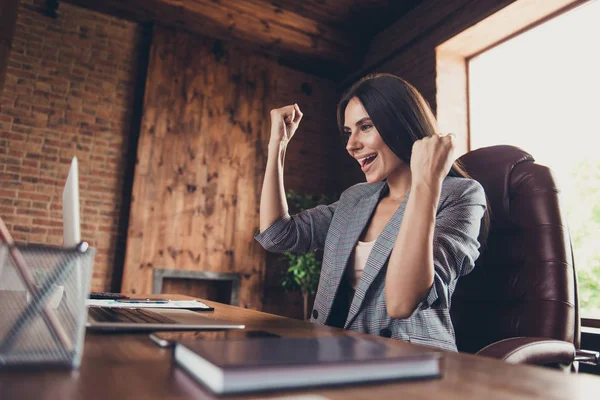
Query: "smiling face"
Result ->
[[343, 97, 405, 183]]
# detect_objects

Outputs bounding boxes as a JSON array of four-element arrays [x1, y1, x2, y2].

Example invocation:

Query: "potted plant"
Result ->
[[280, 190, 332, 320]]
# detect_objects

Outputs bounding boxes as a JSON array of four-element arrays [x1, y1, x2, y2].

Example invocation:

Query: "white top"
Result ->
[[347, 239, 376, 289]]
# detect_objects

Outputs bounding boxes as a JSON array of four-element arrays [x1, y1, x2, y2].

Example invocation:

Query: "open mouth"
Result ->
[[358, 154, 377, 169]]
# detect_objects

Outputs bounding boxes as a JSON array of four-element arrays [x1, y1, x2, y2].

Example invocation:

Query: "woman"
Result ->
[[255, 73, 487, 351]]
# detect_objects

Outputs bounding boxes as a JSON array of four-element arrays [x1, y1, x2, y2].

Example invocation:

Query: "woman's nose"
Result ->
[[345, 131, 361, 152]]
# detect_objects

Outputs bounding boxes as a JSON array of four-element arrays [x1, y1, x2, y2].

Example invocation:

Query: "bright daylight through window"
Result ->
[[468, 0, 600, 318]]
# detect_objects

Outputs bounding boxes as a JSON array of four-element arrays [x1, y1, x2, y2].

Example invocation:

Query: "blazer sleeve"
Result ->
[[254, 202, 338, 254], [420, 179, 487, 310]]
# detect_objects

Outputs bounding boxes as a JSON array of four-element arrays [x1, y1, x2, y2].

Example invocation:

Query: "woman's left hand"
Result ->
[[410, 133, 456, 190]]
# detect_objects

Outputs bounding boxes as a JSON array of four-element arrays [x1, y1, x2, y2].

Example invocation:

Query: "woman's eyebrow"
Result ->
[[344, 117, 372, 130], [354, 117, 372, 126]]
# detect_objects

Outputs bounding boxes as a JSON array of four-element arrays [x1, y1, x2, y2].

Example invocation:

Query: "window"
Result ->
[[468, 0, 600, 317]]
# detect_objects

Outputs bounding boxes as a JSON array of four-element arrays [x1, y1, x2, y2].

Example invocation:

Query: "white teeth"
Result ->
[[358, 154, 377, 167]]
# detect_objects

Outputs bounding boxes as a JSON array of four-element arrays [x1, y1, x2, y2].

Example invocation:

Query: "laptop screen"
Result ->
[[62, 157, 81, 247]]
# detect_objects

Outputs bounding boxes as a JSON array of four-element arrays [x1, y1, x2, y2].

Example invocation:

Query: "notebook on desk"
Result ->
[[58, 157, 242, 332], [174, 335, 442, 395]]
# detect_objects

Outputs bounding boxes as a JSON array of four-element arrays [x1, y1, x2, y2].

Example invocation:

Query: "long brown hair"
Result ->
[[337, 73, 490, 243]]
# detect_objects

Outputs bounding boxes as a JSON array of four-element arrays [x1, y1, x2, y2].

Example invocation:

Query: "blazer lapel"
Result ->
[[323, 183, 385, 323], [344, 189, 410, 329]]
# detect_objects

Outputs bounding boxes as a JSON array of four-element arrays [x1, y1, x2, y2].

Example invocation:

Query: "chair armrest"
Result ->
[[575, 349, 600, 365], [476, 337, 575, 365]]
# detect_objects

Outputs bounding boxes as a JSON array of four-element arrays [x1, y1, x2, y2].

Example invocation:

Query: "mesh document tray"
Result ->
[[0, 243, 95, 368]]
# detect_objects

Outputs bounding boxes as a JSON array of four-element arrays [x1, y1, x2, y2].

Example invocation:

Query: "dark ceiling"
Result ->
[[269, 0, 423, 36]]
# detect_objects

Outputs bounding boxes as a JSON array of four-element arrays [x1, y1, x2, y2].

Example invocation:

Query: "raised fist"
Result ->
[[269, 103, 303, 146]]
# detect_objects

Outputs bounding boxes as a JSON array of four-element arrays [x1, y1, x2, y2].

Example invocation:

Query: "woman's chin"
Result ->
[[365, 172, 383, 184]]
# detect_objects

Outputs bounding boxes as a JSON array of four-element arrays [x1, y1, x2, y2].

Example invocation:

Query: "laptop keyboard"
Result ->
[[89, 307, 177, 324]]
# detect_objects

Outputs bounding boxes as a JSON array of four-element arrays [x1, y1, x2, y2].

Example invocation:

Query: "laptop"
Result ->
[[61, 157, 245, 332]]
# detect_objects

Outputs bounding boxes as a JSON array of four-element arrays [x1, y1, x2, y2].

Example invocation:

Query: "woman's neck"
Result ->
[[384, 165, 412, 201]]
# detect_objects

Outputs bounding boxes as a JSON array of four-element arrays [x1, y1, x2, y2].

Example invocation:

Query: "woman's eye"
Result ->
[[360, 124, 372, 131]]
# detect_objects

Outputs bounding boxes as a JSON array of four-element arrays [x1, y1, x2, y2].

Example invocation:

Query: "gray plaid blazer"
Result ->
[[255, 177, 486, 351]]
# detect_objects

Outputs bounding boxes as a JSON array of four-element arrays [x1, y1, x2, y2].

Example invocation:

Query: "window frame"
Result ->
[[436, 0, 599, 327]]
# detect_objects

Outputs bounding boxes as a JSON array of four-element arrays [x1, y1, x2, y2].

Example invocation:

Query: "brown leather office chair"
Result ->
[[452, 145, 598, 368]]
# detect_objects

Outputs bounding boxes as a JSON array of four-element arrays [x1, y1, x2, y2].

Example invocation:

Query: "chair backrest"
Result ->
[[452, 145, 580, 354]]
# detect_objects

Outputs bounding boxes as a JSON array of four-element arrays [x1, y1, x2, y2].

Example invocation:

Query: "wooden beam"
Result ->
[[64, 0, 360, 71], [254, 0, 357, 26], [268, 0, 423, 33], [0, 0, 19, 93]]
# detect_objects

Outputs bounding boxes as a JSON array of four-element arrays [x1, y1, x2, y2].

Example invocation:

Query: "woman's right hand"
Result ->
[[270, 104, 303, 146], [261, 104, 302, 231]]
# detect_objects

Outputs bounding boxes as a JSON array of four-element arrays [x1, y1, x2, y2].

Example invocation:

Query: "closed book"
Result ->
[[173, 335, 442, 394]]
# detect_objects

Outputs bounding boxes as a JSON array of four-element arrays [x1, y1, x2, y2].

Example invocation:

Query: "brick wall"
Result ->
[[0, 0, 143, 291]]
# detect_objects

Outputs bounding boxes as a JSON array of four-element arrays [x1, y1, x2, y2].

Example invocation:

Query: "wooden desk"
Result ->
[[1, 294, 599, 399]]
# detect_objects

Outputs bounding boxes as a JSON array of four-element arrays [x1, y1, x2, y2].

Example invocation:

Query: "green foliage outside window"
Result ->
[[564, 160, 600, 318]]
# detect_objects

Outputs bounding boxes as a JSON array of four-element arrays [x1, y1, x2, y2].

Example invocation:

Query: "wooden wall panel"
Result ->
[[121, 26, 340, 312]]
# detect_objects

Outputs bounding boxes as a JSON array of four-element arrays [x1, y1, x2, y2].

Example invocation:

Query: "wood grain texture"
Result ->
[[253, 0, 423, 36], [162, 278, 234, 305], [1, 294, 600, 400], [0, 0, 19, 93], [63, 0, 355, 74], [61, 0, 423, 80], [122, 26, 272, 310], [121, 26, 341, 315]]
